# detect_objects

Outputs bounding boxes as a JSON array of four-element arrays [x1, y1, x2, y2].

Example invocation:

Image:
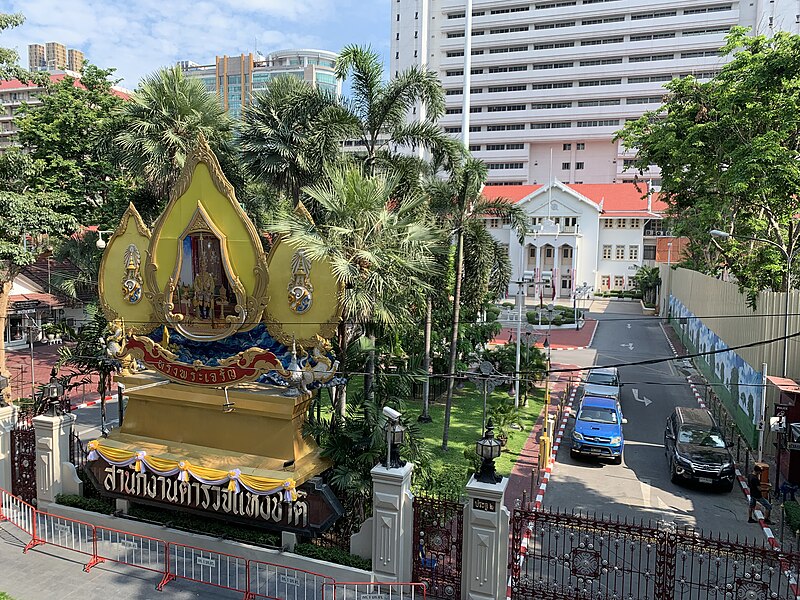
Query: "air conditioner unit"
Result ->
[[656, 230, 664, 236]]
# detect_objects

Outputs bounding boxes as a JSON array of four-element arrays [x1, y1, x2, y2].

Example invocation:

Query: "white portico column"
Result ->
[[0, 404, 16, 493], [33, 411, 75, 504], [371, 462, 414, 583], [462, 474, 510, 600]]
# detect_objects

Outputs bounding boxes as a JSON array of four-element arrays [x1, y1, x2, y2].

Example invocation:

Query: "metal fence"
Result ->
[[324, 582, 427, 600], [510, 506, 800, 600], [0, 486, 376, 599]]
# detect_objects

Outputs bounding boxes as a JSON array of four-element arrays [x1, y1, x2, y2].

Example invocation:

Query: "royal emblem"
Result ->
[[288, 250, 313, 314], [122, 244, 143, 304]]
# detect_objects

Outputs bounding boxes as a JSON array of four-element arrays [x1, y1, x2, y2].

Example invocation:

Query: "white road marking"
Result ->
[[632, 388, 653, 407], [620, 343, 634, 350]]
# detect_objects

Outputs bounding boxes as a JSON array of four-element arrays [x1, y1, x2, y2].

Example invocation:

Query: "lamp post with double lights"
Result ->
[[468, 361, 508, 433], [475, 419, 502, 484], [574, 282, 592, 331], [710, 229, 797, 378]]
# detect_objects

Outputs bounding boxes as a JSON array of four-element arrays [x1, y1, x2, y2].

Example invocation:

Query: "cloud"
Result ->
[[1, 0, 389, 89]]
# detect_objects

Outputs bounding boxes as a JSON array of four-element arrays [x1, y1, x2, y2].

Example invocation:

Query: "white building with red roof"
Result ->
[[483, 180, 676, 298]]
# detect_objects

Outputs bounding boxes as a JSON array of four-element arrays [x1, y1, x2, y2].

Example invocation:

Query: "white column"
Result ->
[[33, 412, 75, 504], [462, 475, 510, 600], [371, 462, 414, 583], [0, 405, 16, 493], [461, 0, 474, 146]]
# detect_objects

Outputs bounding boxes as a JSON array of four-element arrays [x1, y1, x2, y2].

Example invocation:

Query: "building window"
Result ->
[[601, 275, 611, 289], [643, 245, 656, 260], [630, 218, 641, 228], [563, 217, 577, 228], [602, 245, 612, 260], [489, 218, 500, 228], [397, 13, 400, 21], [617, 219, 627, 228], [576, 162, 584, 170], [545, 247, 553, 258], [577, 143, 585, 150], [562, 247, 573, 259], [562, 162, 570, 170], [615, 245, 625, 259], [561, 279, 571, 289], [629, 245, 639, 260], [602, 219, 613, 228], [563, 143, 572, 151], [529, 246, 536, 258], [614, 275, 625, 288]]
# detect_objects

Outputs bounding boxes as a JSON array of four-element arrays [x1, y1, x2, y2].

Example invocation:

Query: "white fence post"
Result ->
[[370, 462, 414, 583], [462, 474, 510, 600], [0, 404, 15, 493], [33, 412, 75, 504]]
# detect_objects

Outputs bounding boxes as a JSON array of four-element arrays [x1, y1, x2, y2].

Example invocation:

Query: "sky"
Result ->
[[1, 0, 391, 89]]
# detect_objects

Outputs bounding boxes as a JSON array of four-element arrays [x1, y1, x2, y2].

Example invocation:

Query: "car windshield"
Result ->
[[578, 406, 618, 424], [587, 372, 618, 386], [678, 426, 726, 448]]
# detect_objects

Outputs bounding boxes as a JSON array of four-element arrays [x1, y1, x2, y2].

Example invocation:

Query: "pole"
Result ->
[[117, 383, 125, 428], [783, 252, 792, 377], [28, 321, 35, 402], [461, 0, 473, 147], [666, 242, 673, 319], [482, 378, 488, 433], [758, 362, 768, 463], [514, 280, 524, 406]]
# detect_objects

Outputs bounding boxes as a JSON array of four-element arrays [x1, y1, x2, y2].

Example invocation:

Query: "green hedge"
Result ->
[[785, 500, 800, 534], [294, 543, 372, 571], [486, 306, 501, 322], [55, 494, 115, 514]]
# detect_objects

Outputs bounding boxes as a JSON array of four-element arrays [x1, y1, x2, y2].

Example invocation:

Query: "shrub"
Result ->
[[294, 543, 372, 571], [501, 301, 514, 308], [632, 290, 643, 299], [55, 494, 115, 515], [486, 306, 501, 322], [622, 291, 634, 299], [784, 500, 800, 534]]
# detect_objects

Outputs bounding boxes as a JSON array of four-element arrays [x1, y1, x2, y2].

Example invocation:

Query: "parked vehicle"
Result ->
[[570, 395, 627, 464], [664, 406, 735, 492], [583, 367, 621, 399]]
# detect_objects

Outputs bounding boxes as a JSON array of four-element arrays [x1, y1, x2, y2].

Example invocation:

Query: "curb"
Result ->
[[69, 395, 114, 412]]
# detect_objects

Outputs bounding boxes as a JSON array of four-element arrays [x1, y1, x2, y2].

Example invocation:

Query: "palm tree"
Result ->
[[267, 165, 441, 415], [239, 75, 357, 206], [114, 65, 234, 202], [427, 157, 528, 450], [634, 265, 662, 306], [335, 45, 457, 175]]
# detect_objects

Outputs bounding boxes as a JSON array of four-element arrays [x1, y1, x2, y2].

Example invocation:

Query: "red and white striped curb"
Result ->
[[549, 321, 599, 352], [69, 395, 113, 411], [507, 385, 578, 600], [661, 323, 800, 596]]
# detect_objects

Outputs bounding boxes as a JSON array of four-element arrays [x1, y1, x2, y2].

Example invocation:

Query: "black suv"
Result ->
[[664, 406, 735, 492]]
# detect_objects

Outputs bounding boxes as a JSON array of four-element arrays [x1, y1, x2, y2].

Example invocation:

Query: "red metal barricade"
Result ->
[[0, 486, 38, 551], [159, 541, 249, 594], [323, 582, 427, 600], [93, 525, 168, 576], [35, 510, 100, 569], [248, 559, 334, 599]]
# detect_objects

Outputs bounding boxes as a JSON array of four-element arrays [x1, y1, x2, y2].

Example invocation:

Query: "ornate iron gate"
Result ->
[[412, 493, 464, 599], [510, 506, 800, 600], [11, 412, 37, 505]]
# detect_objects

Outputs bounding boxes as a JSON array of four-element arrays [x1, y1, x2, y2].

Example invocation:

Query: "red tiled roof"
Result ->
[[9, 292, 64, 310], [482, 182, 668, 214], [0, 73, 130, 99]]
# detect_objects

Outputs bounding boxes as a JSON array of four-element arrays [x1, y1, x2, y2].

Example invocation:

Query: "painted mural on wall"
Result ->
[[669, 296, 762, 437]]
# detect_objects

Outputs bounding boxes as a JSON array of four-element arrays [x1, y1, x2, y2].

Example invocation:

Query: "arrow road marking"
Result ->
[[632, 388, 652, 407], [627, 323, 632, 329], [620, 343, 634, 350]]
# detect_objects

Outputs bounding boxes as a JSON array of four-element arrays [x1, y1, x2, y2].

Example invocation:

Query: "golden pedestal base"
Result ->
[[108, 372, 329, 485]]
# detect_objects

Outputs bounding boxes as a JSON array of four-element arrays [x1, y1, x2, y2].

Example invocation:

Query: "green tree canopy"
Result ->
[[617, 28, 800, 294]]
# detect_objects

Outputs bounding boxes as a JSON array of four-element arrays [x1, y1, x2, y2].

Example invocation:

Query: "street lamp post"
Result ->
[[513, 275, 533, 407], [710, 229, 796, 377], [666, 241, 673, 318], [468, 361, 507, 433]]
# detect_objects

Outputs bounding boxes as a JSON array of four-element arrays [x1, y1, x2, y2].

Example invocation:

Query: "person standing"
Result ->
[[748, 465, 772, 524]]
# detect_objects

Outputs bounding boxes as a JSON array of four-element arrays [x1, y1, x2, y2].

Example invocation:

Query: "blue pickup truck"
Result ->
[[570, 395, 627, 465]]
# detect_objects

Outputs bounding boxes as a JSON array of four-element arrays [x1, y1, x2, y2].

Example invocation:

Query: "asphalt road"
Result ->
[[544, 299, 759, 543], [72, 398, 119, 441]]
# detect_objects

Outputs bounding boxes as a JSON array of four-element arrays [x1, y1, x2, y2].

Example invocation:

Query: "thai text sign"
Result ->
[[88, 460, 343, 536]]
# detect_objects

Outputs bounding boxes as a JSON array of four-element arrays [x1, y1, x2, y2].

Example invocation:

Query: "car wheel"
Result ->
[[612, 454, 622, 465], [718, 480, 734, 493], [570, 448, 579, 460], [670, 460, 680, 484]]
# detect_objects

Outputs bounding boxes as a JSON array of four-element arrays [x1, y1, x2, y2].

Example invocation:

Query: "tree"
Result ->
[[267, 165, 441, 415], [0, 13, 45, 85], [633, 265, 661, 306], [334, 45, 456, 175], [617, 28, 800, 296], [239, 76, 357, 206], [0, 192, 77, 396], [427, 157, 527, 450], [114, 66, 235, 204], [15, 64, 128, 223]]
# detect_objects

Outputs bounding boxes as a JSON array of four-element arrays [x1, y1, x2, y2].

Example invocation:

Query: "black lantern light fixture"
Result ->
[[43, 368, 64, 416], [383, 406, 406, 469], [475, 419, 502, 484]]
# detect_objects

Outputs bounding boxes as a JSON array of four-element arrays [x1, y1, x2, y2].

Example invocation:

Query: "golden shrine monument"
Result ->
[[86, 136, 344, 533]]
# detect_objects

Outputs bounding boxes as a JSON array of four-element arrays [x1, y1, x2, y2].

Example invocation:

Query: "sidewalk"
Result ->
[[504, 365, 578, 511], [491, 320, 597, 350]]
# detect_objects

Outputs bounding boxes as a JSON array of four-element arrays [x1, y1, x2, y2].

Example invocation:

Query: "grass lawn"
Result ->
[[410, 384, 545, 480], [0, 593, 16, 600]]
